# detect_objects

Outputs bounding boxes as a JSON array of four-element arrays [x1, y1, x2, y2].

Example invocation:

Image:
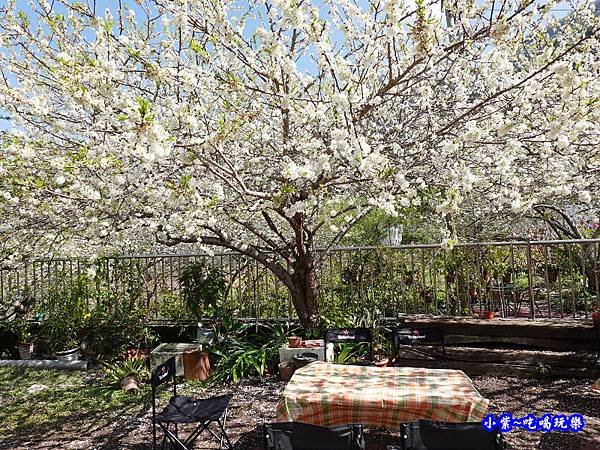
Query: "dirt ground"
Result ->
[[1, 371, 599, 450]]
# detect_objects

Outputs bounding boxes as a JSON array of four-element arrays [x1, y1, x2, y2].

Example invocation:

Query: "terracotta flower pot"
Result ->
[[287, 336, 302, 348], [183, 350, 211, 381], [279, 362, 295, 382], [483, 311, 495, 320], [592, 312, 600, 323], [121, 375, 139, 394], [16, 341, 34, 360], [374, 357, 389, 368]]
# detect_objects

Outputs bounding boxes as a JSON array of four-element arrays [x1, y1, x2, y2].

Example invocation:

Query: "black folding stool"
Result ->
[[150, 356, 233, 449]]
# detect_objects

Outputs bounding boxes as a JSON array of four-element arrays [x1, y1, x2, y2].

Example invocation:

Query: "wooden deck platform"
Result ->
[[380, 316, 600, 378]]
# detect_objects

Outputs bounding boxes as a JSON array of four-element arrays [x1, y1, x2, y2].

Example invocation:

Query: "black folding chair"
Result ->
[[151, 356, 233, 449], [324, 328, 373, 365], [390, 420, 506, 450], [264, 422, 365, 450], [392, 326, 446, 368]]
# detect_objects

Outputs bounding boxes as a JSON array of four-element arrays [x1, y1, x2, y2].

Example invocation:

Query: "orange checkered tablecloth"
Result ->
[[275, 362, 489, 429]]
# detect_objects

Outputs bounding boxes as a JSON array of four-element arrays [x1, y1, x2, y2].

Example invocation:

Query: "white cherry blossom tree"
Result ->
[[0, 0, 599, 327]]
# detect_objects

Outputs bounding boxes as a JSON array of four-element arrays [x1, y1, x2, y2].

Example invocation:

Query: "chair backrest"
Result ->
[[149, 356, 178, 448], [392, 326, 444, 347], [401, 420, 506, 450], [264, 422, 365, 450], [324, 328, 373, 363], [151, 356, 177, 393], [324, 328, 373, 345]]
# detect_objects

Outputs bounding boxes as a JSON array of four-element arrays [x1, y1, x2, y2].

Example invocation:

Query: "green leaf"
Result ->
[[280, 183, 296, 194], [127, 47, 141, 58], [17, 11, 30, 27], [190, 39, 210, 60], [103, 18, 115, 34], [136, 96, 151, 116], [180, 174, 192, 189]]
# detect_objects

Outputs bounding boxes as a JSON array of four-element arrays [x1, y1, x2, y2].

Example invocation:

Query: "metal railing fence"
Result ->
[[1, 239, 599, 322]]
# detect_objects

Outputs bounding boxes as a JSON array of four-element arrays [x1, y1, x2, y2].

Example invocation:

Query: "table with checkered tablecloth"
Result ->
[[275, 361, 489, 429]]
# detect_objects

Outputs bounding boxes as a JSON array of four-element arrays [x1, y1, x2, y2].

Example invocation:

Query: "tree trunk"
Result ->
[[290, 254, 320, 330]]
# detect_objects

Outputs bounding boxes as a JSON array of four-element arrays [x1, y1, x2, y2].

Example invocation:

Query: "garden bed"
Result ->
[[0, 367, 599, 449]]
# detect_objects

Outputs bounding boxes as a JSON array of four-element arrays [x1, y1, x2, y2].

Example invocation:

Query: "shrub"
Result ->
[[103, 357, 150, 386], [2, 317, 33, 343], [156, 293, 192, 321], [35, 278, 88, 355], [179, 263, 227, 319], [206, 319, 295, 383], [34, 275, 154, 358], [84, 300, 155, 358]]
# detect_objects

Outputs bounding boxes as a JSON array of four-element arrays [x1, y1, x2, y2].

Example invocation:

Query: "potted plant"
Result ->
[[179, 263, 227, 321], [37, 310, 83, 361], [54, 338, 82, 361], [478, 297, 496, 320], [103, 357, 149, 394], [9, 319, 36, 360], [371, 339, 391, 367]]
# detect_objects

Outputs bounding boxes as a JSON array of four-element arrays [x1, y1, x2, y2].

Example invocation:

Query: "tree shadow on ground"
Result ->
[[0, 386, 149, 442], [231, 424, 264, 449], [538, 431, 600, 450], [0, 367, 151, 449]]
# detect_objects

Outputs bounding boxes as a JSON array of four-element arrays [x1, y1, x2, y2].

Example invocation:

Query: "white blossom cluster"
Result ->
[[0, 0, 598, 270]]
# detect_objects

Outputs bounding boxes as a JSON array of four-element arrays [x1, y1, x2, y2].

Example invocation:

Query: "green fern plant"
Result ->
[[334, 342, 369, 364], [103, 357, 150, 386], [536, 362, 551, 378], [205, 321, 298, 383]]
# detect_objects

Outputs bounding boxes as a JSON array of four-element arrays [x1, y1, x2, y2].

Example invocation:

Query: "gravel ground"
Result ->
[[473, 377, 600, 450], [1, 375, 599, 449]]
